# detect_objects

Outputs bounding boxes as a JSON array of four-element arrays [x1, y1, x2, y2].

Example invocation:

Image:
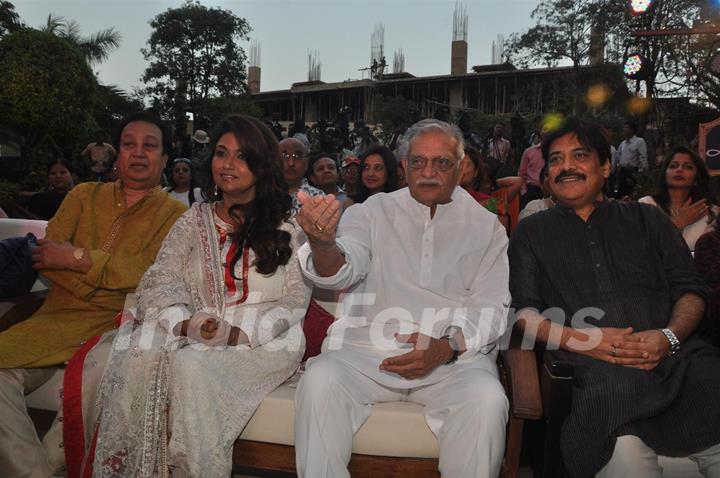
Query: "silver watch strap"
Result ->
[[660, 328, 680, 355]]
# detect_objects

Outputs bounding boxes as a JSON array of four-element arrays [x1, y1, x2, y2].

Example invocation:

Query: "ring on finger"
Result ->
[[314, 222, 325, 233], [611, 346, 617, 357]]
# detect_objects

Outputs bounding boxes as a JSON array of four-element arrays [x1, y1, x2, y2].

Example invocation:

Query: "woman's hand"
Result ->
[[672, 198, 709, 229], [177, 312, 247, 346]]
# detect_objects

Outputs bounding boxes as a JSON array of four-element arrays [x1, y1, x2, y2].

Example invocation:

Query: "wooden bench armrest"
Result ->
[[499, 334, 543, 420]]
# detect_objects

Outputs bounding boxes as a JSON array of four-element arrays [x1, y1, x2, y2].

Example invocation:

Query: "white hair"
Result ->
[[396, 119, 465, 162]]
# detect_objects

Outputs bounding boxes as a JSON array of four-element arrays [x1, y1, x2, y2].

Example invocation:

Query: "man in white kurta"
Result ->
[[293, 118, 511, 478]]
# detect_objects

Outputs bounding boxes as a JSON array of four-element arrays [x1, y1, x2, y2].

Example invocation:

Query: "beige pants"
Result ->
[[295, 353, 509, 478], [596, 435, 720, 478], [0, 339, 111, 478], [0, 368, 63, 478]]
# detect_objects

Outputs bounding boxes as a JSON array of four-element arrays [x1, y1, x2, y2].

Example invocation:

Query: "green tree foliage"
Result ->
[[0, 30, 95, 150], [689, 37, 720, 110], [506, 0, 701, 104], [34, 13, 137, 163], [141, 0, 251, 120], [0, 0, 21, 38], [668, 5, 720, 111], [505, 0, 626, 69], [39, 14, 120, 65], [93, 84, 145, 134], [623, 0, 700, 101]]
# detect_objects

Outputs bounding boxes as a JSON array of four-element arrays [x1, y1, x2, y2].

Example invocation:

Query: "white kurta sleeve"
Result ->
[[436, 221, 511, 359]]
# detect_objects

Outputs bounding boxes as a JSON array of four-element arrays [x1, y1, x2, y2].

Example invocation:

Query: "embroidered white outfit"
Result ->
[[91, 202, 312, 477]]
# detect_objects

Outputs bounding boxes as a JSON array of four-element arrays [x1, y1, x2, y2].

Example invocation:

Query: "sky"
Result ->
[[14, 0, 542, 94]]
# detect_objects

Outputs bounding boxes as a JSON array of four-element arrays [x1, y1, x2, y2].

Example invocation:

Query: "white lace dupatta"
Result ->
[[92, 204, 228, 478]]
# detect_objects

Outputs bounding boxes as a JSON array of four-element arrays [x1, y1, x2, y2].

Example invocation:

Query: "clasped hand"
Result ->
[[379, 333, 454, 380], [31, 239, 81, 271], [177, 312, 247, 346], [578, 327, 671, 370]]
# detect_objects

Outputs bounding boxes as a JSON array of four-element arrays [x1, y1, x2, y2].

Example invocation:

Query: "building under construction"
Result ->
[[248, 4, 625, 123]]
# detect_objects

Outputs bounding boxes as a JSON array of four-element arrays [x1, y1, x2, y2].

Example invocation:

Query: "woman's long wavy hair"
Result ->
[[202, 115, 293, 276], [352, 144, 399, 203], [652, 146, 714, 224]]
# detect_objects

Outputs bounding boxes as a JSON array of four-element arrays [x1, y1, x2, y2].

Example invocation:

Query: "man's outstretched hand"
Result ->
[[296, 191, 341, 246]]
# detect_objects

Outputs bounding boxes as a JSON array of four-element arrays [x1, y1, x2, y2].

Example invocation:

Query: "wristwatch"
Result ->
[[443, 326, 462, 365], [659, 328, 680, 356], [73, 247, 86, 261]]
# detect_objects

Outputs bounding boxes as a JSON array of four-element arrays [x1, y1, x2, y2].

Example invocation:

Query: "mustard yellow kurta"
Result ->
[[0, 181, 186, 368]]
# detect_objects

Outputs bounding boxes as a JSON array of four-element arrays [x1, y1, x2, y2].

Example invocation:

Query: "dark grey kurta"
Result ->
[[509, 199, 720, 477]]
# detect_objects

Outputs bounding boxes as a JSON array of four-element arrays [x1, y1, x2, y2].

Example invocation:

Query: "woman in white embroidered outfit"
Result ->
[[91, 115, 312, 477]]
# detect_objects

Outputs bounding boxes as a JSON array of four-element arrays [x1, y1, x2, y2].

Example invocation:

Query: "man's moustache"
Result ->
[[415, 180, 442, 186], [555, 171, 587, 183]]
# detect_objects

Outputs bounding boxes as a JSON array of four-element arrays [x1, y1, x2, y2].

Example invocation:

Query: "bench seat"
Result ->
[[240, 374, 439, 459]]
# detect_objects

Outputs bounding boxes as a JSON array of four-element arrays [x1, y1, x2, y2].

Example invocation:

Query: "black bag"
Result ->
[[0, 233, 39, 299]]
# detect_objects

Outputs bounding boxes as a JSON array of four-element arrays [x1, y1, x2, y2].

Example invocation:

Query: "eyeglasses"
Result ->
[[406, 156, 457, 173], [280, 151, 306, 162]]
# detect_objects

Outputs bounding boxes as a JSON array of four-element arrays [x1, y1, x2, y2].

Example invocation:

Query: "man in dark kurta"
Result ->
[[509, 117, 720, 477]]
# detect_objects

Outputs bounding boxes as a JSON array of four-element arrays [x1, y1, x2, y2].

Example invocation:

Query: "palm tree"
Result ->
[[0, 0, 22, 38], [40, 14, 120, 65]]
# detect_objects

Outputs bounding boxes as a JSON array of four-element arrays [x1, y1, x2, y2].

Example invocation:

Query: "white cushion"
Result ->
[[0, 218, 47, 240], [240, 378, 439, 458]]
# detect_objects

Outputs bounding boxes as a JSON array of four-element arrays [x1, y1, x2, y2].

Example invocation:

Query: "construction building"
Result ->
[[248, 4, 625, 124]]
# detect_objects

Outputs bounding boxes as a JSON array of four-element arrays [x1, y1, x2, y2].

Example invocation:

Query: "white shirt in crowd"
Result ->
[[298, 186, 510, 388], [613, 135, 648, 172], [164, 187, 202, 207]]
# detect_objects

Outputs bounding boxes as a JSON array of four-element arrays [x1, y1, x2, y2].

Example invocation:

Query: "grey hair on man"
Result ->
[[395, 119, 465, 163]]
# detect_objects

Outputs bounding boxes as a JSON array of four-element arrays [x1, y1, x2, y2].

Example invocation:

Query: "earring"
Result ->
[[214, 184, 219, 199]]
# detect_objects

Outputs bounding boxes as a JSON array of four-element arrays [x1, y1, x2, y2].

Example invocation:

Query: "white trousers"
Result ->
[[0, 368, 62, 478], [596, 435, 720, 478], [294, 353, 509, 478]]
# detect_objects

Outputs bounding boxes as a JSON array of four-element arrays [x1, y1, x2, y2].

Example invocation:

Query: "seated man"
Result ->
[[509, 117, 720, 477], [0, 111, 187, 477], [294, 119, 510, 478]]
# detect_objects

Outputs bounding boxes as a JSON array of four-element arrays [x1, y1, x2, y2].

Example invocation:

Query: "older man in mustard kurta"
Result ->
[[0, 112, 186, 478]]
